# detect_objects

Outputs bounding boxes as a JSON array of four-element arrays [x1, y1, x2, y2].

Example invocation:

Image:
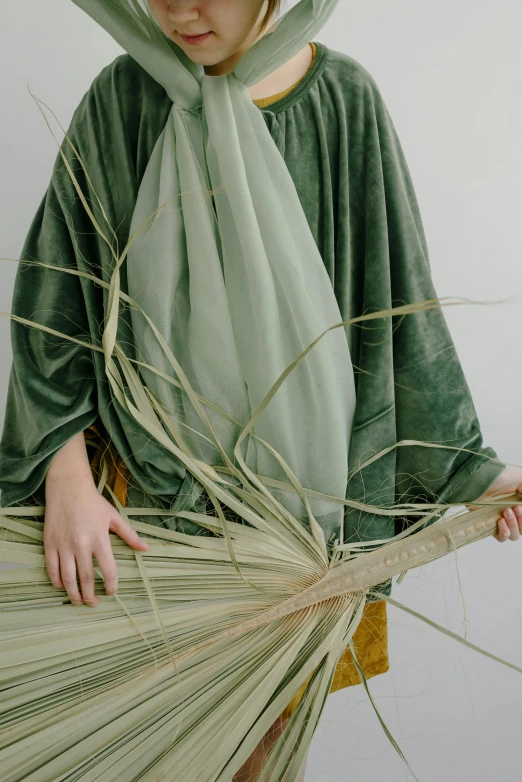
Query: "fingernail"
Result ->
[[86, 600, 98, 608], [71, 600, 82, 606]]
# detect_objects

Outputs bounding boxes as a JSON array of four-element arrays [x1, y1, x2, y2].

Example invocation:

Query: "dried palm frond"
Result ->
[[0, 95, 520, 782]]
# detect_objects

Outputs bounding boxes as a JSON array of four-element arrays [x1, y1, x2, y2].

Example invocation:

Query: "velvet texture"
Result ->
[[0, 41, 506, 603]]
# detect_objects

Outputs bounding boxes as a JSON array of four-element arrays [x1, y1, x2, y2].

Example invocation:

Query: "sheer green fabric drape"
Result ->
[[72, 0, 356, 539]]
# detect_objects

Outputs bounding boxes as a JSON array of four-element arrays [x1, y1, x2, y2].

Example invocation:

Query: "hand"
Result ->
[[469, 467, 522, 543], [495, 496, 522, 542], [43, 480, 149, 607]]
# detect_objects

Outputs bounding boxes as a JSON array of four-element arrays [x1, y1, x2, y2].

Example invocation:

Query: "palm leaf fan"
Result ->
[[0, 87, 521, 782]]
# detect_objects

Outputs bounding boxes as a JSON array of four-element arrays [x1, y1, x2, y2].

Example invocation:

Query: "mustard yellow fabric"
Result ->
[[281, 600, 389, 719]]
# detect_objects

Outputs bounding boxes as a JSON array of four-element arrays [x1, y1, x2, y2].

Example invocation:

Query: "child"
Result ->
[[1, 2, 520, 780]]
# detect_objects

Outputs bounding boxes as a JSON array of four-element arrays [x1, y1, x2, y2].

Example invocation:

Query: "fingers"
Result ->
[[109, 514, 149, 551], [44, 546, 63, 590], [93, 540, 119, 596], [503, 507, 522, 540], [494, 518, 510, 542], [75, 550, 98, 607], [58, 551, 84, 606], [48, 543, 117, 605], [494, 507, 522, 542]]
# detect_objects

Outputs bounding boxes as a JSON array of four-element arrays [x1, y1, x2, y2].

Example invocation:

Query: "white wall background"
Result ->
[[1, 1, 521, 780]]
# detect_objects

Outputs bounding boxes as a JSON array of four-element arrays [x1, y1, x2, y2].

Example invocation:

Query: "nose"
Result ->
[[167, 1, 201, 24]]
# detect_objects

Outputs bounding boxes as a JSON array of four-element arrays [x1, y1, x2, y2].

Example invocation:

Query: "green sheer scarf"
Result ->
[[71, 0, 356, 537]]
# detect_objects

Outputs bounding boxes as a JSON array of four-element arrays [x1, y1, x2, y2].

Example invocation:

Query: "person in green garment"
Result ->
[[1, 1, 521, 780]]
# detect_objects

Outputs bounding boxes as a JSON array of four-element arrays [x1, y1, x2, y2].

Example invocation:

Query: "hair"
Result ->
[[257, 0, 284, 36]]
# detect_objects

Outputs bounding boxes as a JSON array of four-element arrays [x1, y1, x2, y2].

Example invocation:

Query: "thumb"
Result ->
[[109, 514, 149, 550]]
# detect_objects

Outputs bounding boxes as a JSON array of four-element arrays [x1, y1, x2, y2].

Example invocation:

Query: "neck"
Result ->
[[204, 43, 313, 103], [248, 44, 313, 101]]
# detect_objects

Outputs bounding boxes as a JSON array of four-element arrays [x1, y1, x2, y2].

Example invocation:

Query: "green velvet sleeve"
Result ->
[[0, 57, 187, 512], [339, 68, 507, 556], [372, 83, 507, 520], [0, 138, 99, 508]]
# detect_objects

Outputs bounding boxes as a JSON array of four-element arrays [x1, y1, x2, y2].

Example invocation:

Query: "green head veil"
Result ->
[[71, 0, 356, 541]]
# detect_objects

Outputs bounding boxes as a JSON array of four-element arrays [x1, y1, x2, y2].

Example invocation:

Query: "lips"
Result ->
[[179, 31, 213, 44]]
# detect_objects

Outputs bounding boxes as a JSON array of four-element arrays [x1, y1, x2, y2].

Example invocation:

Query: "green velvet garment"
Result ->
[[0, 40, 506, 600]]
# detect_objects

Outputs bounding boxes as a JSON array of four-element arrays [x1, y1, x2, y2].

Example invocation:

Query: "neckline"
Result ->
[[255, 40, 327, 115], [251, 41, 316, 108]]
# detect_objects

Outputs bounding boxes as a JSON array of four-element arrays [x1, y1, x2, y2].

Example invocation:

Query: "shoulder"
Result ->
[[323, 46, 376, 83], [106, 53, 168, 102], [319, 45, 398, 136], [71, 53, 168, 127], [66, 54, 172, 181], [320, 45, 387, 107]]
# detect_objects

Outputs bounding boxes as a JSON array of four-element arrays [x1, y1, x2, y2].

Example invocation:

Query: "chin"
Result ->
[[181, 51, 223, 66], [177, 45, 229, 68]]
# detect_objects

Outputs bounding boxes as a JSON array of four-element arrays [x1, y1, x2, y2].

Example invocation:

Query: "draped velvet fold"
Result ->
[[0, 17, 505, 604]]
